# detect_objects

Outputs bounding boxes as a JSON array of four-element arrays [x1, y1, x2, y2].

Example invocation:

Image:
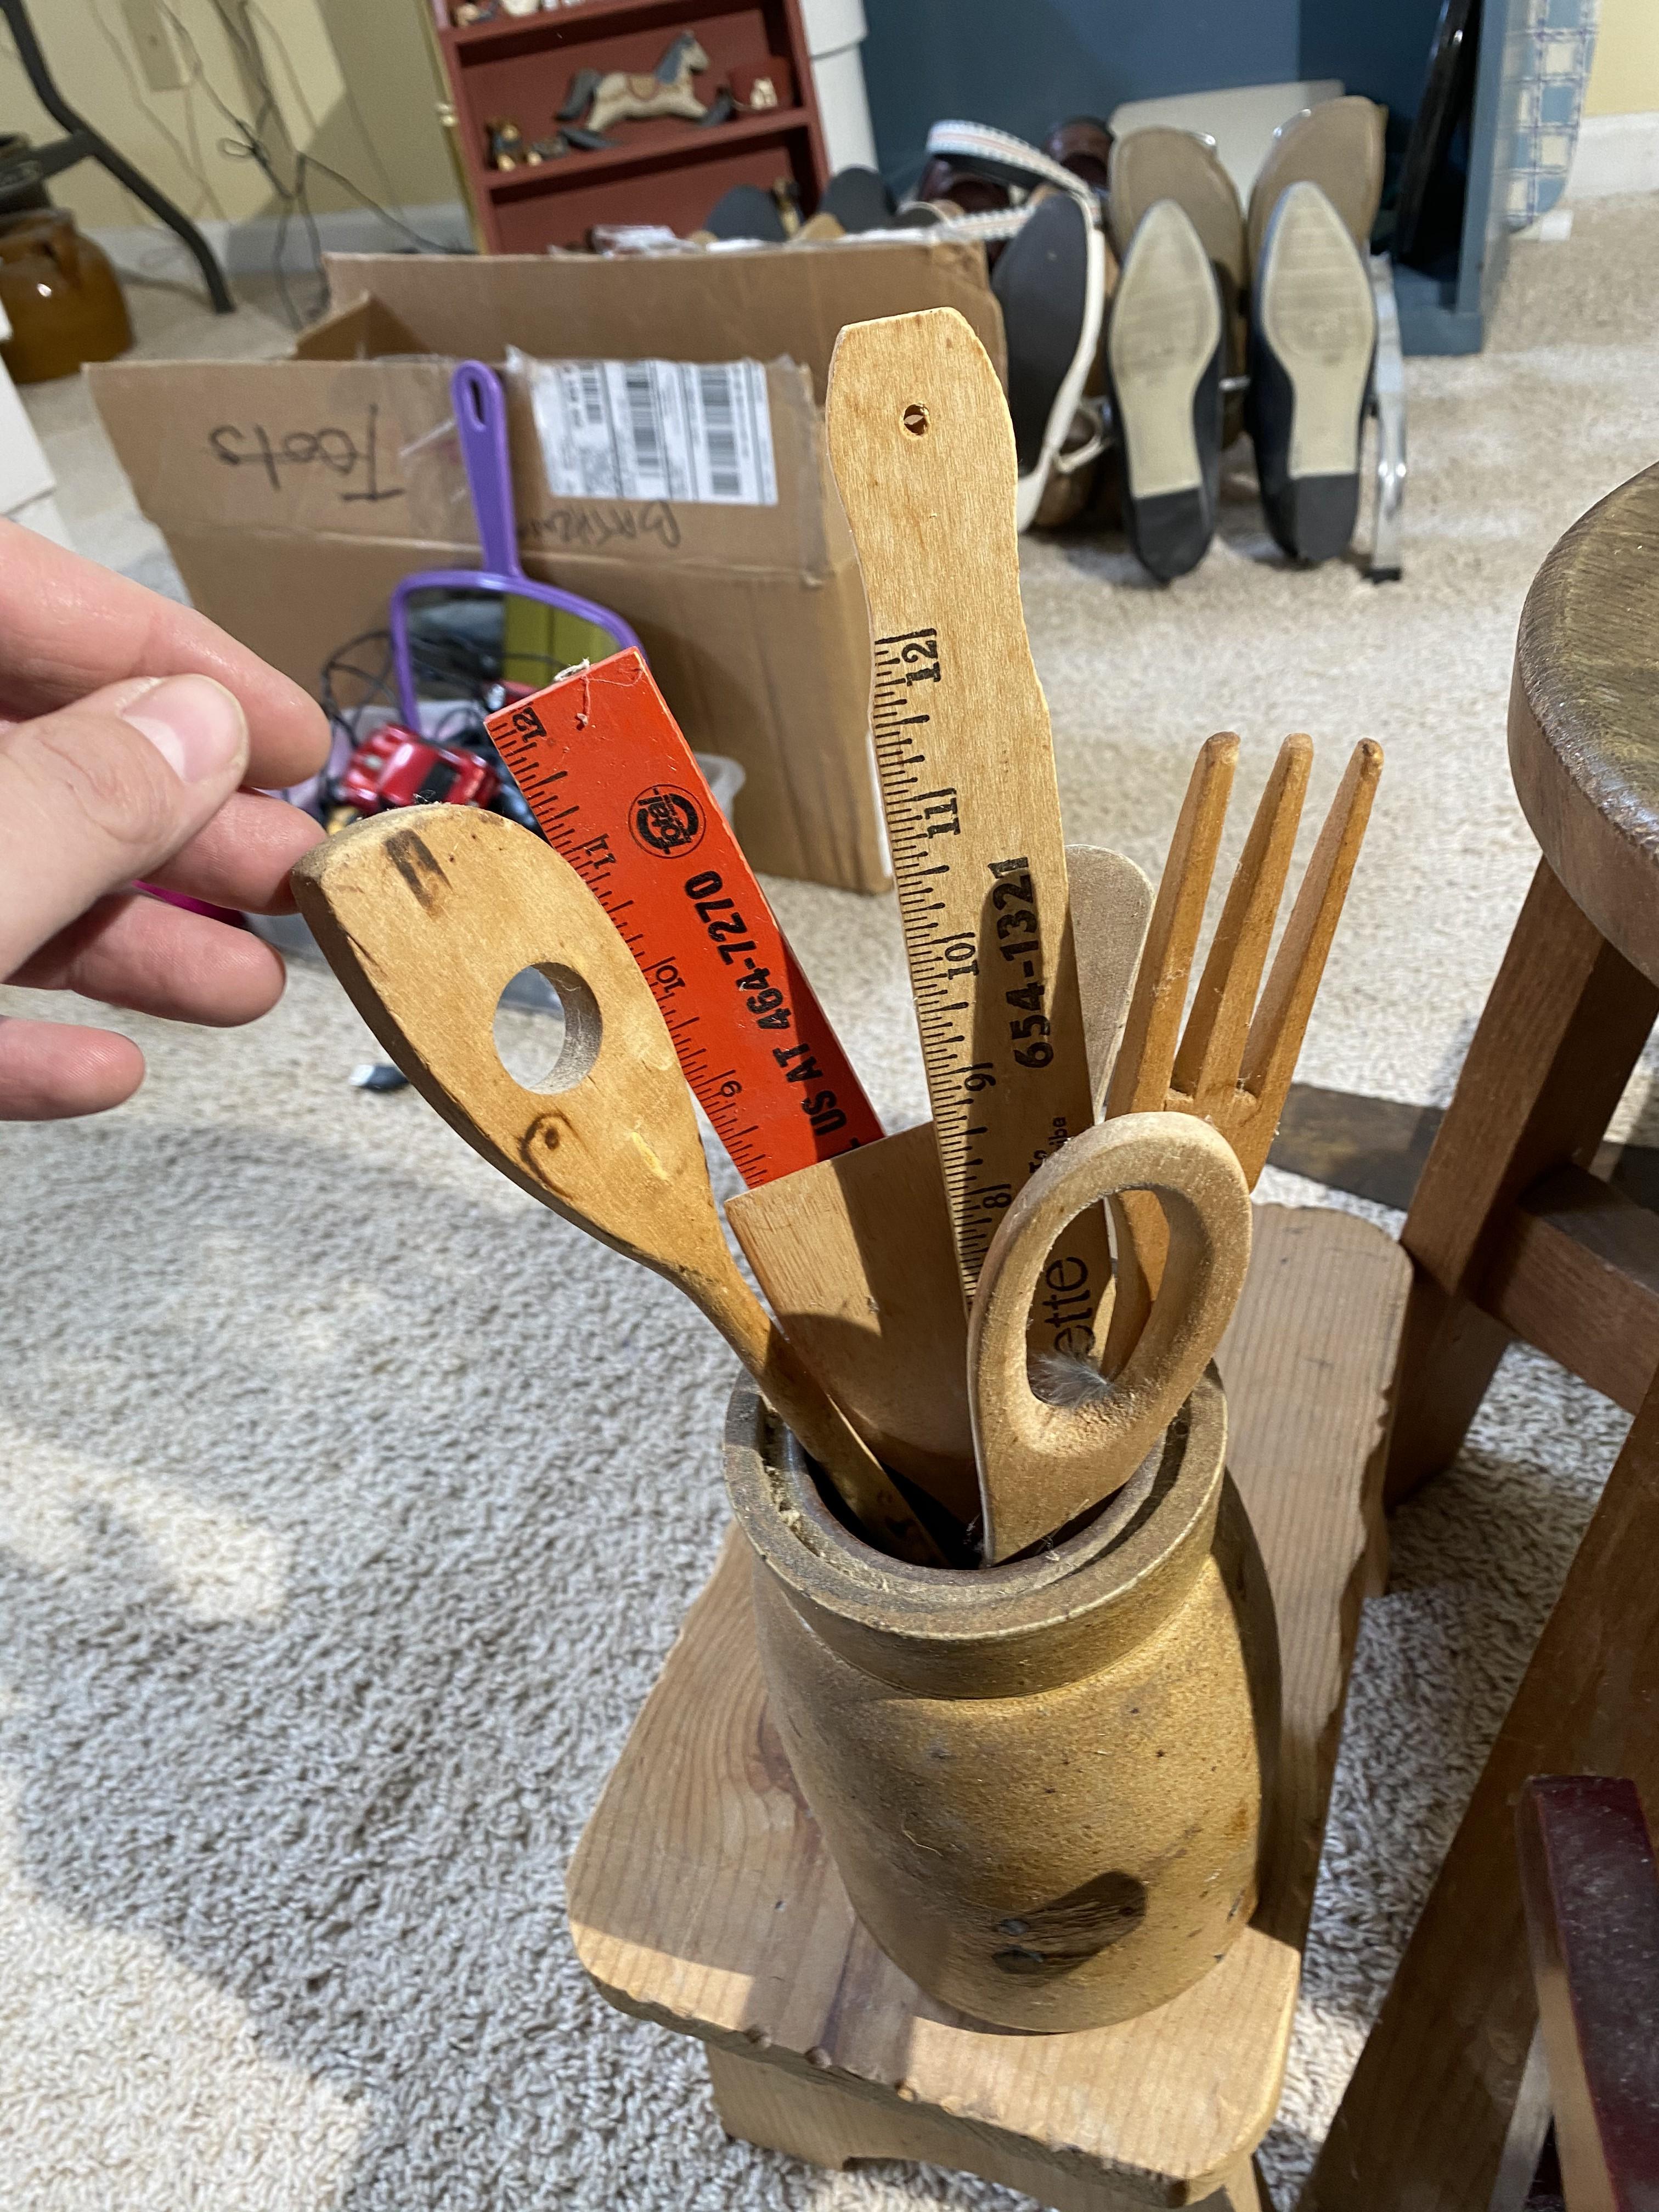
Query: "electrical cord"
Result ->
[[315, 617, 571, 837], [84, 0, 228, 222], [137, 0, 462, 327]]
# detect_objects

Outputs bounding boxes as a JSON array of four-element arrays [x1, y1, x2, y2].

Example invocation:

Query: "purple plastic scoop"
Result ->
[[388, 358, 640, 726]]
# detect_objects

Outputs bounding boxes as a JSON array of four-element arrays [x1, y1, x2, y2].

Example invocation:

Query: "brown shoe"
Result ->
[[915, 156, 1012, 217], [1246, 97, 1385, 273], [1108, 128, 1246, 438], [1030, 407, 1103, 528], [1046, 117, 1113, 197]]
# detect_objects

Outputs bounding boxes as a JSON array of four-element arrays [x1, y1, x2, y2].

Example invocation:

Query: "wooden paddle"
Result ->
[[825, 306, 1114, 1362], [727, 848, 1152, 1527], [291, 805, 939, 1566]]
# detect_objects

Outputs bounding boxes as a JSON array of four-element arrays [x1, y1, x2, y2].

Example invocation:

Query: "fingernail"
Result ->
[[122, 675, 247, 786]]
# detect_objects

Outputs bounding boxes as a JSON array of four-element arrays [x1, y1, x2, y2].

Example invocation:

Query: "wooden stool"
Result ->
[[1300, 1362, 1659, 2212], [567, 1208, 1407, 2212], [1518, 1776, 1659, 2212], [1387, 465, 1659, 1502]]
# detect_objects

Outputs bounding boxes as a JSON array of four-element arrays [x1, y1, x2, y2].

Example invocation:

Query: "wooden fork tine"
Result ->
[[1172, 733, 1312, 1111], [1105, 731, 1238, 1119], [1102, 732, 1236, 1375], [1235, 739, 1384, 1184]]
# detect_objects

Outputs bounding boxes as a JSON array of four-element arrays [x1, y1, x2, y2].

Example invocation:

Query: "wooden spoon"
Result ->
[[291, 805, 939, 1565], [970, 1113, 1252, 1562], [726, 847, 1152, 1526]]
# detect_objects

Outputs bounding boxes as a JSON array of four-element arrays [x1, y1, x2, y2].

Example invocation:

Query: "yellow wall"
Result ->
[[1586, 0, 1659, 117], [0, 0, 452, 232]]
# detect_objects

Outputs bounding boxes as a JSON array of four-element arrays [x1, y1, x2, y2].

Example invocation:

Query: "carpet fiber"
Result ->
[[3, 198, 1657, 2209]]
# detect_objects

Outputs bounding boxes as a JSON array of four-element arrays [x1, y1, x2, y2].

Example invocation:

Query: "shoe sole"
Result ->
[[1257, 182, 1375, 501], [1108, 200, 1220, 502], [1108, 127, 1247, 418], [1246, 97, 1385, 272], [991, 195, 1107, 532], [1107, 128, 1246, 295]]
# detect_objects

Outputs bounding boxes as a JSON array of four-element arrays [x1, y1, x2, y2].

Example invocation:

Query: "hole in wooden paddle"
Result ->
[[493, 964, 602, 1093], [902, 403, 929, 435]]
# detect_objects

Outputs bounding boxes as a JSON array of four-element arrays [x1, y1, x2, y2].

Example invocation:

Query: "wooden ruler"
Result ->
[[826, 308, 1110, 1350], [486, 650, 882, 1188]]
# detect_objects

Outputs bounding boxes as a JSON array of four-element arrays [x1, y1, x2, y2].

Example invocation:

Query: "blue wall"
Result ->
[[864, 0, 1446, 191]]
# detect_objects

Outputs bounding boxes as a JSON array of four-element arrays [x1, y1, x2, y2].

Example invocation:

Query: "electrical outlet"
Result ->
[[121, 0, 186, 93]]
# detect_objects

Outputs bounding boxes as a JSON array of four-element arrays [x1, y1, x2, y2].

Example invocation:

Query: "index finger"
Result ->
[[0, 522, 329, 791]]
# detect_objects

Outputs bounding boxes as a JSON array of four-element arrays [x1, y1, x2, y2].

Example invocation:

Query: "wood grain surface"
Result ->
[[825, 308, 1111, 1350], [1304, 1365, 1659, 2212], [1517, 1776, 1659, 2212], [969, 1115, 1251, 1561], [725, 847, 1151, 1528], [1509, 462, 1659, 991], [291, 806, 935, 1561], [1105, 736, 1380, 1369], [1386, 859, 1659, 1502], [567, 1204, 1408, 2204]]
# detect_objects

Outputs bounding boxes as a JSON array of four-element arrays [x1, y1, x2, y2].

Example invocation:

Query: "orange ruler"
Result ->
[[486, 650, 882, 1187]]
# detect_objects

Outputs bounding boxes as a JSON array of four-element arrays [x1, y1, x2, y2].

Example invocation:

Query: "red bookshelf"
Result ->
[[428, 0, 830, 253]]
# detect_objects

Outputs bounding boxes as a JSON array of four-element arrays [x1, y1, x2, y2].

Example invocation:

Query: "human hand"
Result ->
[[0, 524, 330, 1119]]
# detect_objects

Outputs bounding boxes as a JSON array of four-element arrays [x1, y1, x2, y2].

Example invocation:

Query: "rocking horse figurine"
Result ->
[[559, 32, 711, 137]]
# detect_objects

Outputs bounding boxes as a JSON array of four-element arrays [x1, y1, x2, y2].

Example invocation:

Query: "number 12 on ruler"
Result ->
[[872, 624, 1108, 1358]]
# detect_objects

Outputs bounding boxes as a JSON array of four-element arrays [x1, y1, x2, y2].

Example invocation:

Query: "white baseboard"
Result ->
[[1566, 111, 1659, 200], [90, 200, 472, 285]]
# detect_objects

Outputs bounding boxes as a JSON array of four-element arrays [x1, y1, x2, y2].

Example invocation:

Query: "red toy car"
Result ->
[[336, 724, 499, 819]]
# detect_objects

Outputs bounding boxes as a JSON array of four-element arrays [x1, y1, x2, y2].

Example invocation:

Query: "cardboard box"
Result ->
[[89, 240, 1005, 894]]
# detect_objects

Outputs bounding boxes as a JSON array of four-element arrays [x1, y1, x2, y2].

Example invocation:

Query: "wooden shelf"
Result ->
[[431, 0, 827, 254], [483, 105, 810, 198], [441, 0, 755, 54]]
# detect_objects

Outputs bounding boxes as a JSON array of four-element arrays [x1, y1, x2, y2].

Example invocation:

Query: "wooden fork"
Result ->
[[1103, 730, 1383, 1369]]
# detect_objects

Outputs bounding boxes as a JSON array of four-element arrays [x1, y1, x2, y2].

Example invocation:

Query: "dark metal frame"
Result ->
[[0, 0, 234, 314]]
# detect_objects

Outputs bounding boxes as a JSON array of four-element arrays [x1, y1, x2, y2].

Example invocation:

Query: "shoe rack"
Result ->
[[426, 0, 830, 255]]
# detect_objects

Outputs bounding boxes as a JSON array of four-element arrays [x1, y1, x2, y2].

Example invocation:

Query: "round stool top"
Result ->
[[1510, 463, 1659, 989]]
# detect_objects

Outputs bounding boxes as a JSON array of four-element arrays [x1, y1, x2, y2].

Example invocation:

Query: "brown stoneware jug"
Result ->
[[0, 212, 132, 383], [724, 1365, 1279, 2032]]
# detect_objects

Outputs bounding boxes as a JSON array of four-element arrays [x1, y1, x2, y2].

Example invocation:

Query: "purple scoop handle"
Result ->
[[453, 359, 523, 580], [383, 356, 643, 725], [387, 352, 646, 716]]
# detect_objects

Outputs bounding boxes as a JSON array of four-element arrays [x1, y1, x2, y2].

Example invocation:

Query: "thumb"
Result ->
[[0, 674, 250, 979]]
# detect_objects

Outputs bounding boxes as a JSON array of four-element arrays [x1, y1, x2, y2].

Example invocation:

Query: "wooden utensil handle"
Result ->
[[698, 1256, 944, 1566], [969, 1115, 1252, 1563]]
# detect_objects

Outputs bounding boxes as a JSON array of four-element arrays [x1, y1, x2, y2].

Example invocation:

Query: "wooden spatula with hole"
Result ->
[[291, 804, 939, 1565], [969, 1111, 1252, 1561], [727, 847, 1152, 1527]]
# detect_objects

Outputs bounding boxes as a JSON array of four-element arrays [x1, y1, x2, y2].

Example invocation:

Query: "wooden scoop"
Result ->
[[727, 847, 1152, 1527], [291, 805, 938, 1565], [969, 1113, 1251, 1562]]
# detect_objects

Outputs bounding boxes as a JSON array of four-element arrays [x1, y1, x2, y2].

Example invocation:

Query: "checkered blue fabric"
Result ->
[[1507, 0, 1599, 226]]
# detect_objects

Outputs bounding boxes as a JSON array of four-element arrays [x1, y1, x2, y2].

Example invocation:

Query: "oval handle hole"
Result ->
[[493, 963, 602, 1093]]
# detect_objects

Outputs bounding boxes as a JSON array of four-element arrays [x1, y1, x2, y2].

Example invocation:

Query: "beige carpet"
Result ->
[[2, 198, 1657, 2210]]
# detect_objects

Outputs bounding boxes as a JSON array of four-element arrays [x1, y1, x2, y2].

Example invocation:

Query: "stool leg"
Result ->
[[1387, 859, 1658, 1504], [706, 2044, 887, 2169], [1298, 1364, 1659, 2212], [704, 2042, 1259, 2212]]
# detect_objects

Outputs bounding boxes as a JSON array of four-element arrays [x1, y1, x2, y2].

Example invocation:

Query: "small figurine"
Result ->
[[486, 119, 530, 170], [528, 132, 569, 161], [732, 58, 794, 110], [558, 32, 710, 136], [500, 0, 541, 15], [452, 0, 498, 21]]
